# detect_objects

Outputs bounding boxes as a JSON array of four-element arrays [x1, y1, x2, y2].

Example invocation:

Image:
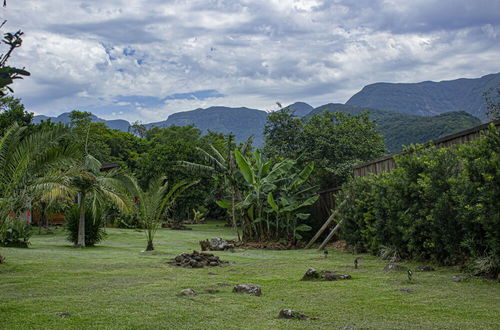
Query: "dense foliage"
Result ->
[[307, 104, 481, 153], [234, 149, 318, 243], [337, 126, 499, 276], [264, 108, 385, 188], [65, 204, 106, 247]]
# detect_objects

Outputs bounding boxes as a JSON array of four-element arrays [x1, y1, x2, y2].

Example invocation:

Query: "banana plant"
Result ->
[[234, 149, 319, 242], [266, 160, 319, 241]]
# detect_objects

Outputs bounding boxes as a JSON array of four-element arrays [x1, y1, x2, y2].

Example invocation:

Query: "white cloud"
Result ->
[[1, 0, 498, 121]]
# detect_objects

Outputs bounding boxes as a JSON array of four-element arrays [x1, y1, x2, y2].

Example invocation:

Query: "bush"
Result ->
[[338, 126, 499, 271], [1, 218, 32, 248], [65, 205, 106, 246]]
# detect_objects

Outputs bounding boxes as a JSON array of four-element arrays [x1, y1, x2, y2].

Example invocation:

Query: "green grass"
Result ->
[[1, 223, 499, 329]]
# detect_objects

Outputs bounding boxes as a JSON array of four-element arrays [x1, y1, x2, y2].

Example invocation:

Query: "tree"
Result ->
[[301, 111, 385, 188], [0, 124, 77, 246], [0, 29, 30, 96], [263, 107, 303, 160], [263, 110, 385, 189], [66, 154, 129, 248], [137, 125, 226, 221], [128, 176, 197, 251], [178, 134, 253, 240], [0, 96, 32, 135], [484, 85, 500, 120]]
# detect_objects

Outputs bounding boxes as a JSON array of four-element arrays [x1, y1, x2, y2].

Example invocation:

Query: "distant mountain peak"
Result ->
[[346, 72, 500, 120], [284, 102, 313, 117]]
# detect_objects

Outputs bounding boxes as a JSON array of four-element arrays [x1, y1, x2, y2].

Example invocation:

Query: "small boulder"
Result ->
[[399, 288, 415, 293], [321, 271, 352, 281], [57, 312, 71, 318], [278, 309, 309, 320], [451, 275, 467, 282], [180, 288, 197, 296], [418, 265, 435, 272], [233, 284, 262, 296], [301, 268, 321, 281], [384, 263, 407, 271]]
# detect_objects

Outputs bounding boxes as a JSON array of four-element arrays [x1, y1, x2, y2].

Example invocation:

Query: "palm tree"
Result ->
[[127, 176, 197, 251], [0, 123, 76, 246], [178, 135, 252, 240], [68, 154, 130, 248]]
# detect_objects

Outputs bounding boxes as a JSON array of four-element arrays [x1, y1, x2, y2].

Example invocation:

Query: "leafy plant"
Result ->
[[65, 204, 106, 247], [128, 175, 197, 251], [234, 149, 318, 243], [338, 126, 500, 267], [1, 217, 32, 247]]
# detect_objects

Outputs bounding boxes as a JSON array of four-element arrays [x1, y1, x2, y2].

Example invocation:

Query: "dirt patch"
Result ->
[[240, 241, 303, 250], [326, 240, 348, 251]]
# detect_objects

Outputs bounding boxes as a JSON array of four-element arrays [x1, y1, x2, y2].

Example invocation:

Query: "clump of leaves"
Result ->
[[65, 205, 106, 247]]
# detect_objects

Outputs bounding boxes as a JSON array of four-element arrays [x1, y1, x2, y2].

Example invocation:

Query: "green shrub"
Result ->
[[65, 205, 106, 246], [1, 218, 32, 248], [338, 126, 500, 271]]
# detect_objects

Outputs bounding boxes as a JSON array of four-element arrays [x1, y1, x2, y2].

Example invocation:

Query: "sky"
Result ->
[[3, 0, 500, 123]]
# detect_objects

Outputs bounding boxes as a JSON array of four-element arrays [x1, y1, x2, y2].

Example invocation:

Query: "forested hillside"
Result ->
[[309, 104, 481, 152], [346, 73, 500, 120]]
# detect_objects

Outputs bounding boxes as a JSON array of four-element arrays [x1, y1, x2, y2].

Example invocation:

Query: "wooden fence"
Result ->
[[353, 119, 500, 178]]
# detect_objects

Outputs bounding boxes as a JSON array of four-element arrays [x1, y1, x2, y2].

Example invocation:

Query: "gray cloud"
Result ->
[[3, 0, 499, 122]]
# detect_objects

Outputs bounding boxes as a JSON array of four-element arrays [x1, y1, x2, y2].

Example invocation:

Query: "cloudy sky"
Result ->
[[3, 0, 500, 123]]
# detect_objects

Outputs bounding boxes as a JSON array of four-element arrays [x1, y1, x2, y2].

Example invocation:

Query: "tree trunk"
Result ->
[[76, 192, 86, 248], [146, 239, 154, 251]]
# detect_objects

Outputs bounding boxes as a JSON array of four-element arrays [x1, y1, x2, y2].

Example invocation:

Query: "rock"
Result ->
[[199, 237, 236, 251], [180, 288, 197, 296], [418, 265, 435, 272], [302, 268, 351, 281], [399, 288, 415, 293], [321, 271, 352, 281], [278, 309, 309, 320], [167, 251, 229, 268], [451, 275, 467, 282], [301, 268, 321, 281], [384, 263, 408, 271], [57, 312, 71, 318], [233, 284, 262, 296]]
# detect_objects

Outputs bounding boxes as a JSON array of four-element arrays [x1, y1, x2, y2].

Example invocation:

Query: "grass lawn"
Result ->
[[1, 223, 499, 329]]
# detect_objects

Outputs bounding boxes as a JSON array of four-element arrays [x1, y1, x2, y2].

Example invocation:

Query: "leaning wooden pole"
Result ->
[[318, 219, 344, 250], [305, 197, 348, 249]]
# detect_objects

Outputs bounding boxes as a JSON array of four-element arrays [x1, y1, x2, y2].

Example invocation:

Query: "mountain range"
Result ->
[[33, 72, 497, 152]]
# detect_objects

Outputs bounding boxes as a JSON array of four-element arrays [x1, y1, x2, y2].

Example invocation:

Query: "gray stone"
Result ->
[[321, 271, 352, 281], [301, 268, 321, 281], [384, 263, 408, 271], [180, 288, 197, 296], [278, 309, 309, 320], [451, 275, 467, 282], [233, 284, 262, 296]]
